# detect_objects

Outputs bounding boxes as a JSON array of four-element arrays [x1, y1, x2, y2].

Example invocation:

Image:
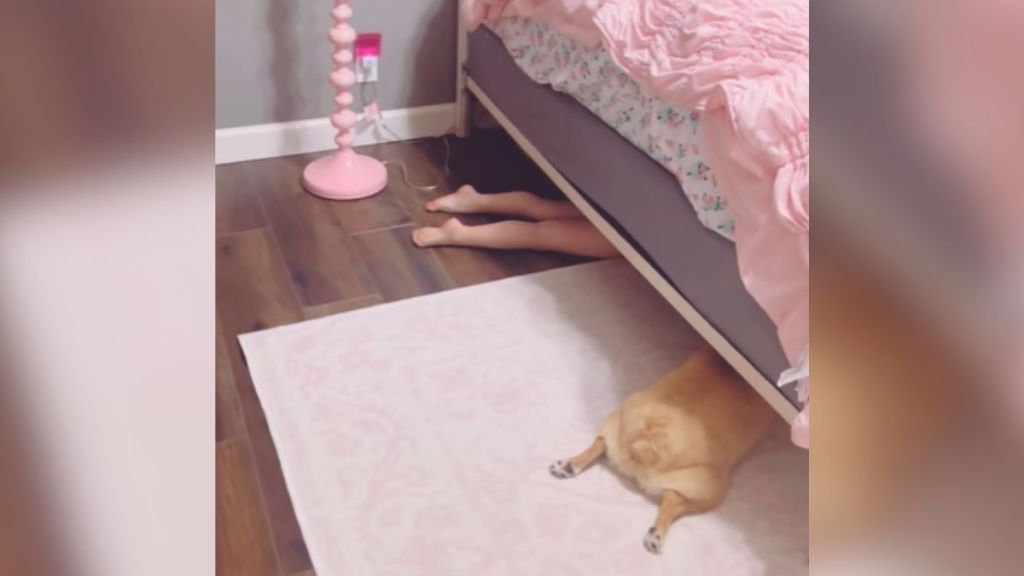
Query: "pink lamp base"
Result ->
[[303, 149, 388, 200]]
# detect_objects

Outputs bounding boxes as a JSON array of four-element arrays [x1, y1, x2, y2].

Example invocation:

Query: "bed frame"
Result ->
[[454, 13, 798, 423]]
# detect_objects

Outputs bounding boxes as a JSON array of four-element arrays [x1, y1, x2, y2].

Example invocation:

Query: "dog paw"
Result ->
[[549, 460, 576, 479], [643, 527, 663, 555]]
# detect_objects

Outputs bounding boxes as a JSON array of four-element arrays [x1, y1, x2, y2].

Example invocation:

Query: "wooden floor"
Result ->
[[215, 131, 586, 576]]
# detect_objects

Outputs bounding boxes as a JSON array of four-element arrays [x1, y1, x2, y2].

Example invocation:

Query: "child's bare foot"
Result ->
[[411, 217, 465, 248], [425, 185, 480, 214]]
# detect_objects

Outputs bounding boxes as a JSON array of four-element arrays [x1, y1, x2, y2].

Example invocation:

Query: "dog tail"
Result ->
[[626, 415, 669, 467], [628, 437, 662, 467]]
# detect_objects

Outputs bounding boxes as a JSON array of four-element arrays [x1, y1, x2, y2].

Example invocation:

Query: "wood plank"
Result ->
[[433, 245, 585, 288], [327, 185, 411, 234], [216, 229, 312, 574], [427, 246, 519, 287], [216, 229, 304, 333], [216, 162, 269, 235], [351, 225, 455, 301], [217, 440, 279, 576], [225, 342, 313, 575], [255, 154, 375, 307], [216, 314, 245, 443], [303, 294, 385, 320]]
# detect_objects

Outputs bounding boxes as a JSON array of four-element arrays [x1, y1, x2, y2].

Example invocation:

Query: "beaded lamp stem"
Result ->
[[302, 0, 387, 200]]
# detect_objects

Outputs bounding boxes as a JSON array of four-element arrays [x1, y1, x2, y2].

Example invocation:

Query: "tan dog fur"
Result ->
[[550, 347, 776, 554]]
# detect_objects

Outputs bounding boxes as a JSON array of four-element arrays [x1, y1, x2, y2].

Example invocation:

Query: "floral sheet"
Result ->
[[490, 17, 735, 239]]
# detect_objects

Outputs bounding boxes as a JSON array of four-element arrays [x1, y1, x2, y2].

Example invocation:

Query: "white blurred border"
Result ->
[[0, 158, 214, 576]]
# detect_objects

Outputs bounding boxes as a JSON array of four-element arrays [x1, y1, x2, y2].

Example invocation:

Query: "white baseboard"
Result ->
[[215, 103, 456, 165]]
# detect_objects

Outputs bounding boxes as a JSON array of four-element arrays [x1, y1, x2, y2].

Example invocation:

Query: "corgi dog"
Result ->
[[550, 347, 776, 554]]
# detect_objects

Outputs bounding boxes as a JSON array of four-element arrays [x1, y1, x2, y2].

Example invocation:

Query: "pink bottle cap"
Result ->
[[355, 33, 381, 58]]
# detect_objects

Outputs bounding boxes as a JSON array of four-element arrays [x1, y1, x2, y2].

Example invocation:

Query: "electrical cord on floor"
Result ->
[[359, 67, 453, 192], [380, 132, 452, 192]]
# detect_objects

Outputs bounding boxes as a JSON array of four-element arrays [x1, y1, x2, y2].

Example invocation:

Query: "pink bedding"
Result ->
[[464, 0, 810, 447], [465, 0, 604, 47]]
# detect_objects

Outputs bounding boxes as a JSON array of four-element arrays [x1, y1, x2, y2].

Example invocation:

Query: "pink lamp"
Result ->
[[303, 0, 387, 200]]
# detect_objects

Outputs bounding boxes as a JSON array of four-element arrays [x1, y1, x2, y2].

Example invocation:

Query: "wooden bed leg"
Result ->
[[454, 2, 471, 138], [455, 83, 471, 138]]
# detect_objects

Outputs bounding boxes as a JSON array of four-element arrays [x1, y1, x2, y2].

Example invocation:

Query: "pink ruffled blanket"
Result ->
[[464, 0, 810, 447]]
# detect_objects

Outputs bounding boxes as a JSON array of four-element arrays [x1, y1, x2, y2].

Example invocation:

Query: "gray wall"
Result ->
[[216, 0, 457, 129]]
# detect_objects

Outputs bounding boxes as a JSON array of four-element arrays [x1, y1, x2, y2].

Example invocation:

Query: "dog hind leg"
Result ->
[[643, 465, 728, 554], [549, 437, 607, 479]]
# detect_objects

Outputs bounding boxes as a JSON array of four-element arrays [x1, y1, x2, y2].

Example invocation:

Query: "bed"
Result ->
[[453, 10, 804, 423]]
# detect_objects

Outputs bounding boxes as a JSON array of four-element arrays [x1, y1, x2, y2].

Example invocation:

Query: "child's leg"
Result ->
[[426, 185, 584, 221], [411, 217, 618, 259]]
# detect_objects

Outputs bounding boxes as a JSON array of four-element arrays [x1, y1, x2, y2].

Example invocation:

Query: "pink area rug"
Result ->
[[239, 260, 807, 575]]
